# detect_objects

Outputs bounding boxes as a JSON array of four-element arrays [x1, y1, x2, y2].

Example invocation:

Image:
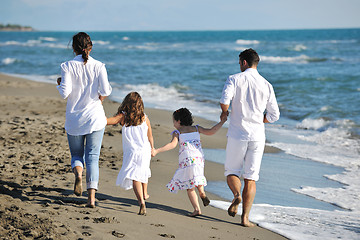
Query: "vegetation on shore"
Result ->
[[0, 23, 34, 31]]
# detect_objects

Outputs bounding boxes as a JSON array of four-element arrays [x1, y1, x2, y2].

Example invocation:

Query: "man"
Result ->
[[220, 48, 280, 227]]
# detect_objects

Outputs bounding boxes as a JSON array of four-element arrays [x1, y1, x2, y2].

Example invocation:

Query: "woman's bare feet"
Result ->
[[144, 194, 150, 200], [74, 172, 82, 196], [188, 210, 201, 217], [138, 204, 146, 215], [86, 188, 96, 208], [228, 196, 242, 217]]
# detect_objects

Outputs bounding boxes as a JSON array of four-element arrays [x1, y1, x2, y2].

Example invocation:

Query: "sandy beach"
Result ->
[[0, 73, 287, 240]]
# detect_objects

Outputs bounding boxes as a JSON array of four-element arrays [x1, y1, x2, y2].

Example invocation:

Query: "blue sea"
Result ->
[[1, 29, 360, 239]]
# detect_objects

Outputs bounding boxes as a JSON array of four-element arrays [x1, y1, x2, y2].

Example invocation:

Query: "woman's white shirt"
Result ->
[[57, 55, 112, 135]]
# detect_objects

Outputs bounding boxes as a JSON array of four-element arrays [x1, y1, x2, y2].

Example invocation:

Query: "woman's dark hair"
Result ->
[[239, 48, 260, 67], [117, 92, 145, 127], [72, 32, 93, 65], [173, 108, 193, 126]]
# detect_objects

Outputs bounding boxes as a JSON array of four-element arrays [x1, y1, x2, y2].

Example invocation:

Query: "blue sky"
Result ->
[[1, 0, 359, 31]]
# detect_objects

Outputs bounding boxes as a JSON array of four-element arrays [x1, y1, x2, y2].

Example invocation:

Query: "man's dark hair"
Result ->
[[239, 48, 260, 67]]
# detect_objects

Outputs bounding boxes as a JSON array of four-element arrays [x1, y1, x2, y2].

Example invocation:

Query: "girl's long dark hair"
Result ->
[[117, 92, 145, 126], [72, 32, 92, 65]]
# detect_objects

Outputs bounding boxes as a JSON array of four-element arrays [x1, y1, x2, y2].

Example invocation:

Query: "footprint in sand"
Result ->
[[158, 233, 175, 238], [112, 231, 125, 238], [151, 223, 165, 227], [92, 216, 118, 223], [82, 232, 91, 236]]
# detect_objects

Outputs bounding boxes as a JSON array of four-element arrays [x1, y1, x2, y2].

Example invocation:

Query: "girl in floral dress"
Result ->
[[152, 108, 227, 217]]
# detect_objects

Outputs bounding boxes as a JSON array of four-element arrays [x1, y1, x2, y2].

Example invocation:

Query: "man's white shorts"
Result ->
[[224, 137, 265, 181]]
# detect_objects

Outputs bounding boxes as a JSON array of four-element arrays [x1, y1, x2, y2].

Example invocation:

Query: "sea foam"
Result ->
[[292, 44, 307, 51], [1, 58, 17, 65], [39, 37, 57, 42], [260, 55, 310, 63], [210, 200, 360, 240], [266, 119, 360, 214], [0, 39, 67, 49], [92, 40, 110, 45], [235, 39, 260, 45]]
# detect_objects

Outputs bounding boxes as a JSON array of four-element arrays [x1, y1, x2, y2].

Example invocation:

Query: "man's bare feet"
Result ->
[[228, 196, 241, 217], [74, 175, 82, 196], [241, 214, 256, 227], [188, 210, 201, 217], [241, 219, 256, 227], [201, 196, 210, 207], [138, 204, 146, 215]]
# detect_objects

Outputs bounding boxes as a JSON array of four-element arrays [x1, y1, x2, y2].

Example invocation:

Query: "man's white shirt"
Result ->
[[220, 68, 280, 141]]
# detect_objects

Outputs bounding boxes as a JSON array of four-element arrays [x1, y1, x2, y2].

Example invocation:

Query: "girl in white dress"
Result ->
[[152, 108, 227, 217], [107, 92, 154, 215]]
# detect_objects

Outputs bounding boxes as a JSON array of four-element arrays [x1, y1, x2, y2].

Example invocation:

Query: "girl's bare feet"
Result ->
[[138, 204, 146, 215], [188, 210, 201, 217], [228, 196, 242, 217], [86, 203, 95, 208], [201, 196, 210, 206], [144, 194, 150, 200]]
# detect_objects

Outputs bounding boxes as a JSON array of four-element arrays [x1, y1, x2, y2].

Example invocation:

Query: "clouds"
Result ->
[[0, 0, 359, 31]]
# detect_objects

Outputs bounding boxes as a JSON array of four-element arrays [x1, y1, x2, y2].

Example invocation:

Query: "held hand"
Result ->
[[99, 95, 106, 104], [57, 77, 61, 85], [220, 111, 229, 122], [151, 148, 157, 157], [220, 113, 227, 123]]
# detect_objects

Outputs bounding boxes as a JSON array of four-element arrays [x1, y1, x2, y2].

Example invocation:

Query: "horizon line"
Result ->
[[13, 26, 360, 33]]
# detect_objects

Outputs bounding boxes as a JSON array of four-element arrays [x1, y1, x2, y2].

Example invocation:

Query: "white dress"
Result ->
[[166, 127, 207, 193], [116, 117, 151, 190]]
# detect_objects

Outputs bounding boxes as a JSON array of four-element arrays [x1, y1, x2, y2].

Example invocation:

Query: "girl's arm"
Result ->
[[197, 115, 227, 136], [107, 113, 124, 125], [146, 117, 154, 150], [152, 132, 179, 157]]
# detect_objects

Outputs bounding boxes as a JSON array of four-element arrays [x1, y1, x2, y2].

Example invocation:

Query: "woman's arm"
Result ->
[[99, 95, 107, 103], [152, 132, 179, 157], [146, 117, 154, 150], [107, 113, 124, 125], [98, 64, 112, 97], [57, 63, 72, 99]]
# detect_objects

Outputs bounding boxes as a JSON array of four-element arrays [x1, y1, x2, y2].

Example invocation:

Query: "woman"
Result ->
[[57, 32, 112, 208]]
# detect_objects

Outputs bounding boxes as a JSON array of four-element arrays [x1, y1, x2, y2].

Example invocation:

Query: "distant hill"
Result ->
[[0, 23, 34, 31]]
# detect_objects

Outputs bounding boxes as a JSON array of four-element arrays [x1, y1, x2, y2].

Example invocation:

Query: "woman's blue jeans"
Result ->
[[67, 128, 105, 190]]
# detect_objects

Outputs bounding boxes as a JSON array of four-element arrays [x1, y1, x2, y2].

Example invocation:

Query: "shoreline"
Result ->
[[0, 73, 288, 239]]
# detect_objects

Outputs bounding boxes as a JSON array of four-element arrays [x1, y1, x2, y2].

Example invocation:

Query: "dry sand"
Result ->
[[0, 73, 287, 239]]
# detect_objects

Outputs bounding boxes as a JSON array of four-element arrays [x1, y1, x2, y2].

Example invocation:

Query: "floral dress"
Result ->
[[166, 127, 207, 193]]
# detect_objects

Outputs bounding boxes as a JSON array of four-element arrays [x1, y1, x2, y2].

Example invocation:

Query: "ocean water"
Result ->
[[1, 29, 359, 239]]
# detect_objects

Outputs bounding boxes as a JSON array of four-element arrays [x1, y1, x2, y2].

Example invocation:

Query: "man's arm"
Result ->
[[219, 75, 234, 121], [220, 103, 229, 120], [264, 85, 280, 123]]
